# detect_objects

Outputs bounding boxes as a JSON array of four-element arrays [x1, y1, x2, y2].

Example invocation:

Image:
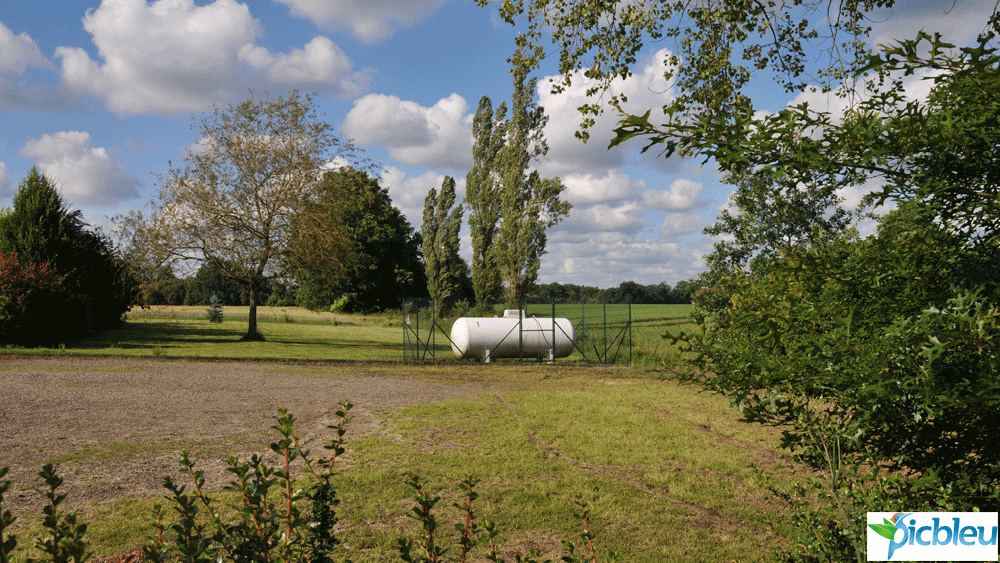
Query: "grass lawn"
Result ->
[[4, 304, 703, 365], [4, 306, 407, 361], [2, 305, 802, 562], [5, 365, 797, 563]]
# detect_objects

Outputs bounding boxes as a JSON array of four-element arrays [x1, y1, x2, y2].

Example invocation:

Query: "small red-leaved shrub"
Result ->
[[0, 252, 70, 345]]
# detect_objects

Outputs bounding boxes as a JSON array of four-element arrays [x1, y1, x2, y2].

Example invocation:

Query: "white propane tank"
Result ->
[[450, 310, 575, 360]]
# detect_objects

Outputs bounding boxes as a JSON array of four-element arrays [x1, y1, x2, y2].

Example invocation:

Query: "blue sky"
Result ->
[[0, 0, 992, 288]]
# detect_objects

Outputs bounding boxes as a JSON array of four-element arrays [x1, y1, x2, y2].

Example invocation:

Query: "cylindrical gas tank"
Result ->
[[450, 311, 575, 360]]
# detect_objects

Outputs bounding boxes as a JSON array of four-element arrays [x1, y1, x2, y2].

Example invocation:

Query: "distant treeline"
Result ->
[[525, 280, 696, 304], [142, 267, 696, 309], [138, 261, 296, 308]]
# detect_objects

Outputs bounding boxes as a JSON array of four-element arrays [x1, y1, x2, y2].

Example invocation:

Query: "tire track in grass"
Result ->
[[492, 392, 767, 535]]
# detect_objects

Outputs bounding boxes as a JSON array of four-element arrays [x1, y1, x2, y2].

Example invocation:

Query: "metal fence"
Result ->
[[402, 299, 633, 364]]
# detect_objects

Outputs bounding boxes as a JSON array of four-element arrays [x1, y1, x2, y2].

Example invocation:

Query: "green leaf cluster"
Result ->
[[466, 54, 571, 310], [289, 167, 426, 313], [422, 176, 469, 311], [667, 212, 1000, 559]]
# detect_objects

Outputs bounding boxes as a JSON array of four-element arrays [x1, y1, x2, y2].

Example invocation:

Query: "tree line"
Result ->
[[121, 64, 574, 340], [526, 280, 695, 305]]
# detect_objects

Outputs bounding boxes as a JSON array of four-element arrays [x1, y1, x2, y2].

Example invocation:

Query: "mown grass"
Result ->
[[6, 366, 796, 563], [3, 304, 702, 365], [4, 306, 406, 361]]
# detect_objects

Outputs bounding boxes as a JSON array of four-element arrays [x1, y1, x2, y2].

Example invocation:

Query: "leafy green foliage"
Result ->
[[466, 59, 571, 311], [1, 467, 17, 563], [703, 170, 855, 279], [0, 464, 92, 563], [495, 54, 571, 309], [666, 219, 1000, 559], [485, 0, 888, 146], [290, 167, 426, 313], [422, 176, 469, 311], [0, 168, 80, 271], [397, 475, 613, 563], [0, 169, 138, 345], [28, 465, 91, 563], [144, 403, 353, 563], [466, 96, 507, 311]]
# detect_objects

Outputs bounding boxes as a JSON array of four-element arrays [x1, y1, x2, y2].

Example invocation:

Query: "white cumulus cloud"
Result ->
[[561, 171, 645, 205], [55, 0, 368, 116], [557, 202, 646, 237], [536, 48, 682, 177], [640, 178, 705, 211], [237, 36, 371, 93], [0, 21, 78, 111], [380, 166, 466, 228], [344, 94, 473, 171], [660, 211, 704, 239], [0, 21, 54, 74], [869, 0, 994, 49], [274, 0, 451, 43], [19, 131, 140, 206], [543, 235, 705, 287]]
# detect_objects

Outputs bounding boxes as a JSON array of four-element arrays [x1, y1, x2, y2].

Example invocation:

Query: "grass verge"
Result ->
[[5, 366, 796, 563]]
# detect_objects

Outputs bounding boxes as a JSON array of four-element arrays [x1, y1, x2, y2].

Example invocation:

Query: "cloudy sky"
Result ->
[[0, 0, 992, 288]]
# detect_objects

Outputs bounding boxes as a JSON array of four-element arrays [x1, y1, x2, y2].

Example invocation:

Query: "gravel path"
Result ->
[[0, 357, 485, 520]]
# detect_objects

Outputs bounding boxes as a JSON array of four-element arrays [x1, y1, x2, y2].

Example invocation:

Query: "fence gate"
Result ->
[[402, 300, 632, 365]]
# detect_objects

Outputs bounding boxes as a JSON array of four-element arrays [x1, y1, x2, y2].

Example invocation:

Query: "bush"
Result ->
[[666, 228, 1000, 561], [328, 293, 357, 313], [0, 168, 138, 344], [0, 253, 73, 345], [205, 294, 224, 323]]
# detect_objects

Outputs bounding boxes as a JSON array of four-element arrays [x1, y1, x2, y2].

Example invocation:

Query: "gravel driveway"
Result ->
[[0, 356, 485, 520]]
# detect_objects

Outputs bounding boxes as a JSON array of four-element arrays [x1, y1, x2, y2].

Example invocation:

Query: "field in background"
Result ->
[[3, 304, 700, 364]]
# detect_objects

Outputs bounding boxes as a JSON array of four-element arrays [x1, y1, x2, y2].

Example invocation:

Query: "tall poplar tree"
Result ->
[[421, 176, 465, 310], [464, 96, 507, 311], [495, 55, 571, 309]]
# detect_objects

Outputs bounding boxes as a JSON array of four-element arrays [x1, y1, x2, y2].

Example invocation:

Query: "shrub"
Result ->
[[0, 253, 72, 345], [328, 293, 357, 313], [666, 229, 1000, 562], [0, 168, 139, 343], [205, 294, 224, 323]]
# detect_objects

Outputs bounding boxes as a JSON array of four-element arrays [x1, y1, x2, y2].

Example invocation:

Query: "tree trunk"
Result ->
[[242, 281, 265, 341]]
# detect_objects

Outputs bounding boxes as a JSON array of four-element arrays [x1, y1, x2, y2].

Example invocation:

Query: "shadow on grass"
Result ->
[[79, 321, 399, 353], [88, 321, 247, 349]]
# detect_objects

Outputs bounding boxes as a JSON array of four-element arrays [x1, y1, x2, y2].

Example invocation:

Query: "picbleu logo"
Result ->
[[866, 512, 998, 561]]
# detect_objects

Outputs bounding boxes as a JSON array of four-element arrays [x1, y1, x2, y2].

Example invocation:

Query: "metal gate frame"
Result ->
[[402, 299, 632, 365]]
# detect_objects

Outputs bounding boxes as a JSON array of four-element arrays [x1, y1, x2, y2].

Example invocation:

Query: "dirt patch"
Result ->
[[0, 357, 485, 520]]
